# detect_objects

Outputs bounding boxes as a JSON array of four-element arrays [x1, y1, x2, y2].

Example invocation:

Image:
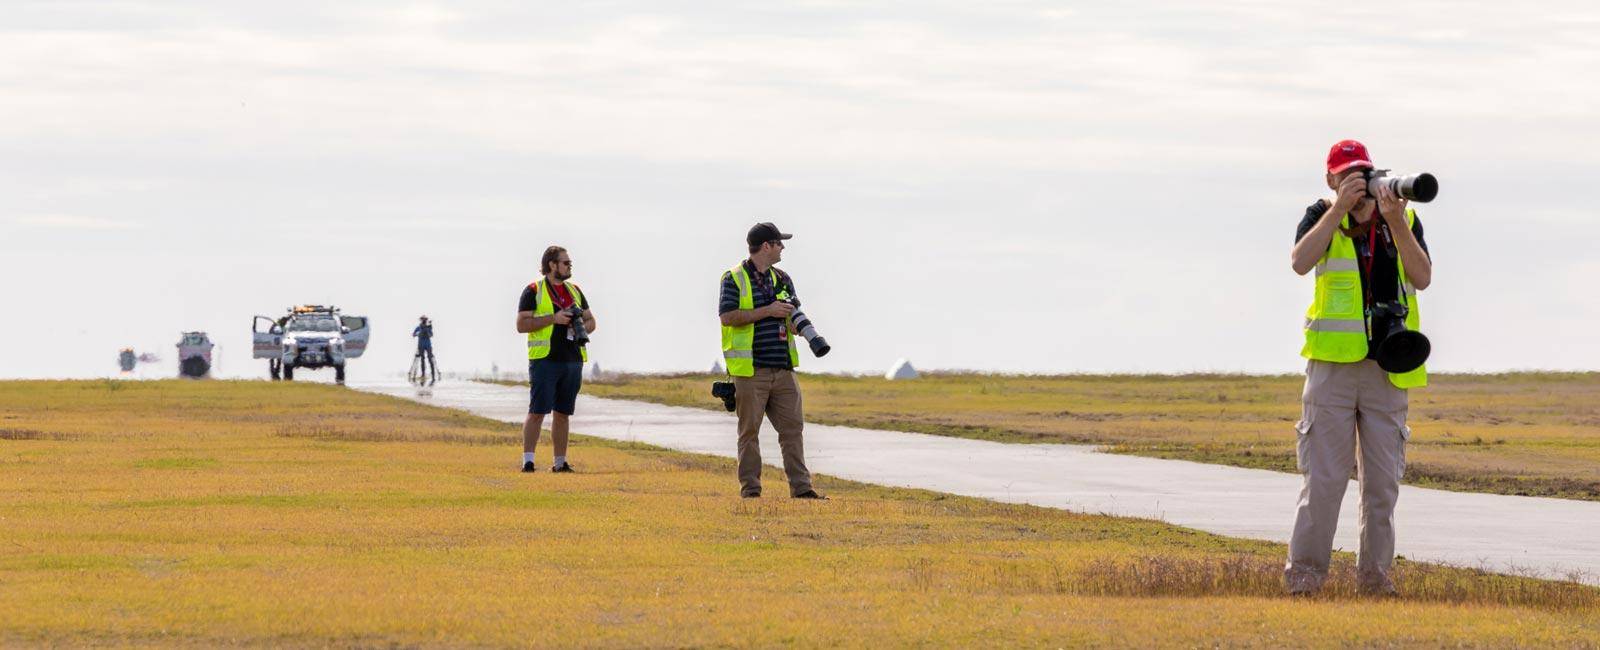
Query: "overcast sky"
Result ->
[[3, 1, 1597, 380]]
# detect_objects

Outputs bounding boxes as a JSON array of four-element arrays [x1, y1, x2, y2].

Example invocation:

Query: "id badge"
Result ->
[[777, 324, 788, 340]]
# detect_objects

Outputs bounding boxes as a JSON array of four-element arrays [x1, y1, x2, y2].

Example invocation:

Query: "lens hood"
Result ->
[[1375, 330, 1431, 373], [809, 336, 831, 358]]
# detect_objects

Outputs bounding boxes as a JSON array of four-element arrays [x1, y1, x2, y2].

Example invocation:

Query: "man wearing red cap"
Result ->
[[1286, 140, 1433, 596]]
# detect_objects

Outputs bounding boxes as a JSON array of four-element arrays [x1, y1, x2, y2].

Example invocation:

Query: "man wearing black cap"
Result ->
[[717, 222, 824, 499]]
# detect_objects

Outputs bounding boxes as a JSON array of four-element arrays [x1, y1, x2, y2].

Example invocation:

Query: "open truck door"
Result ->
[[252, 316, 282, 359], [340, 315, 370, 358]]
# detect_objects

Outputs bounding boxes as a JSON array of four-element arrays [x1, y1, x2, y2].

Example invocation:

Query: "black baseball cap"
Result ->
[[746, 222, 793, 247]]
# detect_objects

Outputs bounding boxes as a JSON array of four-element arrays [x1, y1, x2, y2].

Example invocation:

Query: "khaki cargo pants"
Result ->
[[734, 367, 814, 497], [1286, 358, 1410, 592]]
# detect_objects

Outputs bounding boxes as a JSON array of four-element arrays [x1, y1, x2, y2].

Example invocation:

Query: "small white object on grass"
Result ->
[[886, 358, 918, 380]]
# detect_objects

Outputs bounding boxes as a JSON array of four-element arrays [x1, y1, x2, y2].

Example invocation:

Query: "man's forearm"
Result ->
[[1390, 223, 1432, 291], [1291, 205, 1345, 275], [516, 314, 556, 333], [720, 309, 764, 327]]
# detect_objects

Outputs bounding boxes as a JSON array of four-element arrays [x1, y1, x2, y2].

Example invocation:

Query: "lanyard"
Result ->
[[748, 264, 783, 298], [1360, 210, 1409, 338], [1362, 215, 1380, 310]]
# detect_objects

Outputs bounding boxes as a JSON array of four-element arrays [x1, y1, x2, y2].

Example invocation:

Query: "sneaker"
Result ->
[[792, 490, 828, 500], [521, 461, 537, 473], [552, 462, 576, 473]]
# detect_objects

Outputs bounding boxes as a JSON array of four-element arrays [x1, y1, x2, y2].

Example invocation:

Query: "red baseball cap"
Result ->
[[1326, 139, 1373, 174]]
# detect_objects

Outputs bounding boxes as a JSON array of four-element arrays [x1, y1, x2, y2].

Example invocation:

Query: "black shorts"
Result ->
[[529, 359, 583, 415]]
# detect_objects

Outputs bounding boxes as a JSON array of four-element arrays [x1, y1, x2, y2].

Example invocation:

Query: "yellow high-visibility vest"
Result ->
[[527, 279, 588, 362], [1301, 209, 1426, 389], [721, 263, 798, 377]]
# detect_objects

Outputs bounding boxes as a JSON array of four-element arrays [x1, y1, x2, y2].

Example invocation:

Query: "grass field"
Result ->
[[575, 372, 1600, 502], [2, 380, 1598, 647]]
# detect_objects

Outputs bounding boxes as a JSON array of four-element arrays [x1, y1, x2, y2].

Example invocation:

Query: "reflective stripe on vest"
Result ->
[[1301, 209, 1426, 389], [720, 263, 799, 378], [527, 279, 587, 362]]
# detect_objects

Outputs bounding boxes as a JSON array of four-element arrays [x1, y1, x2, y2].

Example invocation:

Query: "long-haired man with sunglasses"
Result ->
[[516, 245, 596, 473]]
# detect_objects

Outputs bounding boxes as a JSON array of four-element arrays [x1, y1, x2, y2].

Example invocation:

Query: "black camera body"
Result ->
[[1369, 301, 1430, 373], [711, 381, 737, 411], [1361, 169, 1439, 203], [565, 306, 589, 345]]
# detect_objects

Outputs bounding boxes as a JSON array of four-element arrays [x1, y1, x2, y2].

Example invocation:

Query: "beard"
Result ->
[[554, 269, 572, 281]]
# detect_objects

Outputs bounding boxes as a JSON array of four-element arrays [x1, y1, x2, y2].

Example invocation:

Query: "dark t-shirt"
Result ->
[[1296, 199, 1430, 358], [718, 260, 795, 369], [518, 281, 591, 363]]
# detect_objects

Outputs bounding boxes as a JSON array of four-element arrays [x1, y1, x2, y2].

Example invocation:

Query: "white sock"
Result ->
[[554, 455, 567, 467], [523, 452, 535, 463]]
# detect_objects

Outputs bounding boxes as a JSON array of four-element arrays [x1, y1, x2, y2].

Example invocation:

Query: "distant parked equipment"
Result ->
[[117, 348, 137, 373], [886, 358, 918, 380], [176, 332, 215, 379], [252, 305, 370, 384]]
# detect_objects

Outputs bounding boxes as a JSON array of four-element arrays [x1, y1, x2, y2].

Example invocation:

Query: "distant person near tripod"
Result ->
[[1286, 140, 1437, 596], [410, 315, 438, 385], [719, 223, 825, 500], [515, 245, 595, 473]]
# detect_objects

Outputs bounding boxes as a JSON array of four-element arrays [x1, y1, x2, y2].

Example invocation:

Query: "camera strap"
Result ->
[[1360, 216, 1407, 340]]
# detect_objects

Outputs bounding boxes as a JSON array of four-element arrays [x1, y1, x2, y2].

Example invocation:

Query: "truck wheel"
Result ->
[[283, 364, 295, 381], [335, 364, 346, 385]]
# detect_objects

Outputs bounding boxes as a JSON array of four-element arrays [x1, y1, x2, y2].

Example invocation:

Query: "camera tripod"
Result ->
[[408, 347, 439, 386]]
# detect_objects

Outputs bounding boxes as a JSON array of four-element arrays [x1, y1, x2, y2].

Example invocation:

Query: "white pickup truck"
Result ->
[[252, 306, 370, 384]]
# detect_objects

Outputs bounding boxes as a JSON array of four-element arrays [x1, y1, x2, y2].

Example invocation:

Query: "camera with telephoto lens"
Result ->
[[711, 381, 737, 411], [1369, 301, 1430, 373], [565, 306, 589, 344], [779, 297, 830, 357], [1362, 169, 1439, 203]]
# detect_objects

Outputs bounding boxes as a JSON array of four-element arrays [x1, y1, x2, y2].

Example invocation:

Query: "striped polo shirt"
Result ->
[[718, 260, 795, 370]]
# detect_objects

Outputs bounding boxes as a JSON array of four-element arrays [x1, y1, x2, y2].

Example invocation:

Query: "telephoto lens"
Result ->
[[1364, 170, 1439, 203], [786, 301, 831, 358], [1370, 302, 1430, 373]]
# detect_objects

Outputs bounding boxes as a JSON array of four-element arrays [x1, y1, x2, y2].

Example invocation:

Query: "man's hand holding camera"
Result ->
[[1375, 181, 1409, 230], [1331, 172, 1367, 216], [761, 300, 795, 321]]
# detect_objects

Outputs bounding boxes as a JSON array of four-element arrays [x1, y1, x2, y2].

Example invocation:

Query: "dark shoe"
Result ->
[[1357, 572, 1399, 597], [521, 461, 537, 473], [1285, 571, 1322, 596], [741, 491, 761, 499], [792, 490, 828, 500], [552, 462, 575, 473]]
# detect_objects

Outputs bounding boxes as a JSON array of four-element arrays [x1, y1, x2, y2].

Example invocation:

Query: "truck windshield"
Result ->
[[288, 318, 337, 332]]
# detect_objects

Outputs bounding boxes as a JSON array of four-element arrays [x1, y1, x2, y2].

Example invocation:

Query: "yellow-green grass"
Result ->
[[0, 380, 1596, 648], [570, 372, 1600, 501]]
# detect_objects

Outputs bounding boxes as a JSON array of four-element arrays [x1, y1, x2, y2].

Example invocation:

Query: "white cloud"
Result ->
[[8, 213, 139, 230], [1, 1, 1598, 377]]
